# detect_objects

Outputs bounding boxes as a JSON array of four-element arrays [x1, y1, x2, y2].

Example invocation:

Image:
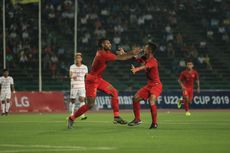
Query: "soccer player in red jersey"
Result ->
[[67, 38, 142, 128], [178, 60, 200, 116], [128, 42, 162, 129]]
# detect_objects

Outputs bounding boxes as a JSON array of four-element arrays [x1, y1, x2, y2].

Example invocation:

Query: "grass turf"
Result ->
[[0, 110, 229, 153]]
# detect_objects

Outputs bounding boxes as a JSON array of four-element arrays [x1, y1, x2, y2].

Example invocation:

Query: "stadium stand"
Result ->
[[0, 0, 229, 91]]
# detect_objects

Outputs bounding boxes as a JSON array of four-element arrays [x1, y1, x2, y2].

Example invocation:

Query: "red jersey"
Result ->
[[179, 69, 199, 89], [89, 50, 116, 77], [137, 56, 162, 85]]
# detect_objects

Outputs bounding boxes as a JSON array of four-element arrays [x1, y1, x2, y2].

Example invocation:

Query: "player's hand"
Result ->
[[131, 65, 137, 74], [116, 48, 126, 55], [13, 90, 16, 94], [132, 47, 142, 55], [197, 87, 200, 94]]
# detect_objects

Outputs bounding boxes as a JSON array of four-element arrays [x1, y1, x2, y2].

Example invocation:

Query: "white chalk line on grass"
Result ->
[[0, 144, 116, 152]]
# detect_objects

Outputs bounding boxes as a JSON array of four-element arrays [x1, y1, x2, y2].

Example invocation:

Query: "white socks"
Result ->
[[6, 102, 10, 113], [1, 103, 6, 113], [1, 102, 11, 113], [70, 101, 86, 118], [71, 103, 76, 116]]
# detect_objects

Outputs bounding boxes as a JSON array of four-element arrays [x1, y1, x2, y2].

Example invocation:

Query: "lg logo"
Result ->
[[14, 96, 30, 107]]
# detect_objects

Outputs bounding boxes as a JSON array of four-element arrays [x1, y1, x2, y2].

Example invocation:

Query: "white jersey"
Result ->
[[70, 64, 88, 89], [0, 76, 14, 93]]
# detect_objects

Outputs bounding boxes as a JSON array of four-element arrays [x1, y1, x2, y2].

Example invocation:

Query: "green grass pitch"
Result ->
[[0, 110, 229, 153]]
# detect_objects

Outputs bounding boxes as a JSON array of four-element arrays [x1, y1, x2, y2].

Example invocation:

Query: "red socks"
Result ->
[[184, 101, 189, 112], [150, 104, 157, 124], [111, 97, 119, 117], [70, 104, 89, 121], [133, 102, 140, 121]]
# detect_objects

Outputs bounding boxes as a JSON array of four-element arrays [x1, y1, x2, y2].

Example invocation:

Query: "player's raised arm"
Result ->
[[116, 48, 142, 61]]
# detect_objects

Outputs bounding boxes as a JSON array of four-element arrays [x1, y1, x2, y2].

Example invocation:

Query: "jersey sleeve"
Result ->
[[69, 66, 74, 73], [145, 59, 156, 68], [106, 52, 117, 61], [10, 77, 14, 85], [85, 66, 88, 74]]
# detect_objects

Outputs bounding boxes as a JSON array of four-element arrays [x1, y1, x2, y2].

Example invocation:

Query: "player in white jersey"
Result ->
[[69, 53, 88, 120], [0, 69, 15, 116]]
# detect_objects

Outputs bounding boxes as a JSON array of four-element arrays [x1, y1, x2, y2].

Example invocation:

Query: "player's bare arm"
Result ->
[[116, 48, 142, 61], [131, 64, 146, 74], [178, 79, 186, 91], [116, 48, 127, 55], [11, 84, 15, 93]]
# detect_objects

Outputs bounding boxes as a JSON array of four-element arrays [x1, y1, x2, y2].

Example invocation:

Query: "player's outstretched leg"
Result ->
[[101, 84, 127, 124], [128, 96, 142, 126], [149, 95, 158, 129], [67, 97, 93, 128], [79, 101, 87, 120]]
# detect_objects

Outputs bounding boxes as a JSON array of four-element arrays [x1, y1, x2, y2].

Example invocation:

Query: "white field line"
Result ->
[[0, 144, 116, 151]]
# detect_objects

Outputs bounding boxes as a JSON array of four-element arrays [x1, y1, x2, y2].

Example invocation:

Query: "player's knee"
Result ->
[[149, 100, 156, 105], [110, 88, 118, 98], [70, 99, 75, 104], [133, 96, 139, 102], [79, 97, 85, 102], [1, 101, 5, 104], [149, 95, 157, 105]]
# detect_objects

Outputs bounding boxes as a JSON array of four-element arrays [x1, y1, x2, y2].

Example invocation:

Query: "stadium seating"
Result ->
[[0, 0, 229, 91]]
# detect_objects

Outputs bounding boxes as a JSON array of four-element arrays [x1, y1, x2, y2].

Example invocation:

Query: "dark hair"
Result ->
[[185, 59, 193, 64], [98, 38, 108, 48], [146, 42, 157, 53], [3, 69, 8, 73]]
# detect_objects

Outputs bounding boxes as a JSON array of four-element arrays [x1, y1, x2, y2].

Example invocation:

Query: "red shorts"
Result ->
[[136, 83, 162, 100], [85, 74, 114, 97], [182, 88, 194, 101]]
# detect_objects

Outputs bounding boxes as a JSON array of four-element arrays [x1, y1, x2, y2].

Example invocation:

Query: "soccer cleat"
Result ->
[[177, 99, 182, 109], [149, 123, 158, 129], [128, 119, 142, 126], [1, 113, 5, 116], [67, 117, 74, 129], [113, 116, 128, 124], [185, 111, 191, 116], [80, 116, 87, 120]]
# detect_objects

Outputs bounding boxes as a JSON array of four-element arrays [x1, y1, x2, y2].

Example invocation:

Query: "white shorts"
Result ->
[[70, 88, 86, 99], [0, 92, 11, 101]]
